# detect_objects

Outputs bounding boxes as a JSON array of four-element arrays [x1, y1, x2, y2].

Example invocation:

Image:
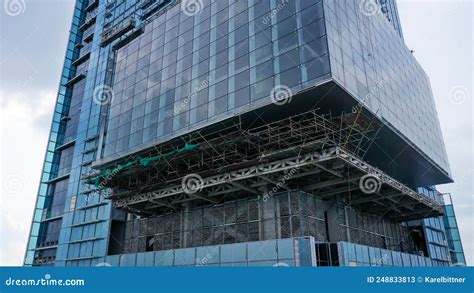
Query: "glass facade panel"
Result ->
[[323, 0, 450, 174], [102, 0, 331, 162], [442, 194, 466, 265], [24, 0, 460, 268], [339, 242, 448, 267]]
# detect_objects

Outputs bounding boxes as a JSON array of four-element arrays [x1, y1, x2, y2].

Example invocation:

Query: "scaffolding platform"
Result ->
[[84, 109, 444, 222]]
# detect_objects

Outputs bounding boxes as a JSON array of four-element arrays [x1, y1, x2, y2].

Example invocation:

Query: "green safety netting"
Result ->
[[85, 143, 199, 187], [139, 143, 199, 167]]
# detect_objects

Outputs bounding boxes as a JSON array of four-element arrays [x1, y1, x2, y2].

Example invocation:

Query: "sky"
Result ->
[[0, 0, 472, 266]]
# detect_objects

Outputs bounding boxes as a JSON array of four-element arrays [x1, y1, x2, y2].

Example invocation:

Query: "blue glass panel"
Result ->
[[104, 255, 120, 266], [248, 240, 277, 261], [174, 248, 196, 265], [155, 250, 175, 266], [221, 243, 247, 263], [248, 260, 278, 267], [277, 238, 294, 259], [119, 254, 136, 266]]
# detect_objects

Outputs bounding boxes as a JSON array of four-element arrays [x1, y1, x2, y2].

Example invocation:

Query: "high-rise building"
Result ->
[[377, 0, 404, 39], [25, 0, 462, 267], [442, 193, 467, 266], [407, 187, 451, 263]]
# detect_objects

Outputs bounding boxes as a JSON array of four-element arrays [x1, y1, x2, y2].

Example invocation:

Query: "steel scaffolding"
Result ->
[[84, 109, 444, 222]]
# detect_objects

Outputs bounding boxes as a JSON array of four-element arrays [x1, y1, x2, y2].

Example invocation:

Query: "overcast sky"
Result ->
[[0, 0, 472, 266]]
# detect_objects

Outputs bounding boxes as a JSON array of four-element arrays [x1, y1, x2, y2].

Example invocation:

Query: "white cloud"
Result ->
[[0, 89, 55, 266], [398, 0, 473, 265]]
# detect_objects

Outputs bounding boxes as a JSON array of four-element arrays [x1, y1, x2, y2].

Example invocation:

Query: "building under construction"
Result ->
[[93, 109, 443, 256], [25, 0, 458, 267]]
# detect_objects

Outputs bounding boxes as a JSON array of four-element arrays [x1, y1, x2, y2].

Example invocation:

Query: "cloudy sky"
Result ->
[[0, 0, 472, 266]]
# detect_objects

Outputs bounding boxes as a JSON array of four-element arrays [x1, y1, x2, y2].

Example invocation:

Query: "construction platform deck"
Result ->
[[83, 109, 444, 222]]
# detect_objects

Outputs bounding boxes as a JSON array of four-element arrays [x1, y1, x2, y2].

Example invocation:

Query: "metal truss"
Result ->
[[87, 109, 443, 221], [114, 147, 339, 208], [112, 146, 443, 221]]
